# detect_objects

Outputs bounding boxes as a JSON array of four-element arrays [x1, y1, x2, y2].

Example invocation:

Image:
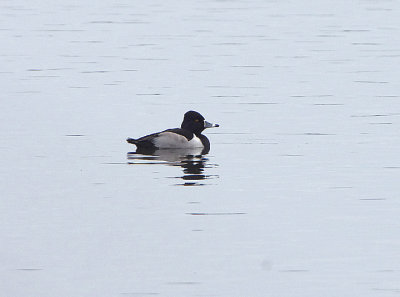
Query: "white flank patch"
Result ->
[[153, 132, 203, 149]]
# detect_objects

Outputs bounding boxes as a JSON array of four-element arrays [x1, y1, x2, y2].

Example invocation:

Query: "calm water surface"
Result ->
[[1, 0, 400, 296]]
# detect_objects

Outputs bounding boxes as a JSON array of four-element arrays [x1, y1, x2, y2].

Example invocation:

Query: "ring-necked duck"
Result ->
[[127, 111, 219, 153]]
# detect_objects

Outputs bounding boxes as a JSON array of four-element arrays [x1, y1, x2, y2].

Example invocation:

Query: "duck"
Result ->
[[127, 111, 219, 154]]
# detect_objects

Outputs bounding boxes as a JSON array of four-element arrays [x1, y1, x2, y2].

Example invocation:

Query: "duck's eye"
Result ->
[[194, 119, 200, 122]]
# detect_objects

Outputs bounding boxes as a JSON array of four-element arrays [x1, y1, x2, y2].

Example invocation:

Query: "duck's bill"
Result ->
[[204, 121, 220, 128]]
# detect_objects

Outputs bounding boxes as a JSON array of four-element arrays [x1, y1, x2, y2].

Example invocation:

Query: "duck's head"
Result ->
[[181, 111, 219, 135]]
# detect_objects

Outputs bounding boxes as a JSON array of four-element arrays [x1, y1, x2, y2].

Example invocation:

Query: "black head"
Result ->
[[181, 111, 218, 135]]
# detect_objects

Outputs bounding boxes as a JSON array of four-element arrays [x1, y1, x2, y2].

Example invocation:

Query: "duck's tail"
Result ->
[[126, 138, 138, 145]]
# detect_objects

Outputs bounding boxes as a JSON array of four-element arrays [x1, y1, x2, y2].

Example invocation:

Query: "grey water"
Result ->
[[1, 0, 400, 296]]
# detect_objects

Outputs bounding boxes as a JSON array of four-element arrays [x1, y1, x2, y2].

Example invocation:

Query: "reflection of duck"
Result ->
[[127, 147, 218, 186], [126, 111, 219, 154]]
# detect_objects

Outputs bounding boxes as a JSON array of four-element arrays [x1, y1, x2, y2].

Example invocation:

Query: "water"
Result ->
[[1, 0, 400, 296]]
